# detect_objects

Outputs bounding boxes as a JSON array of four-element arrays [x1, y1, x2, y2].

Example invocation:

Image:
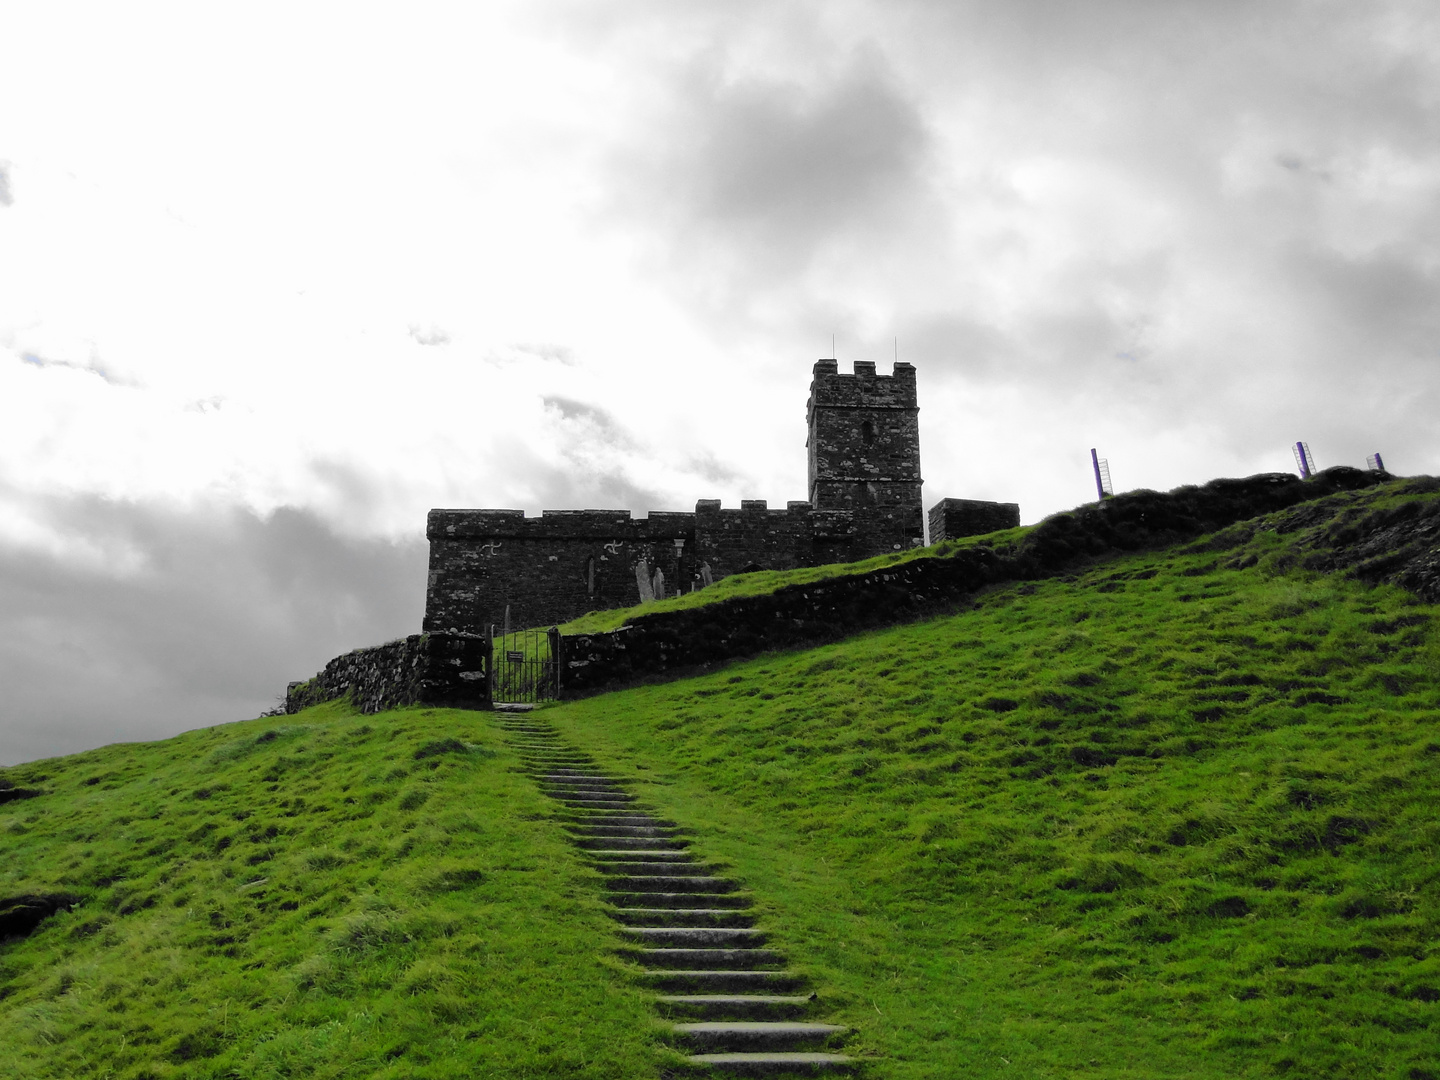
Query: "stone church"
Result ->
[[422, 359, 1018, 634]]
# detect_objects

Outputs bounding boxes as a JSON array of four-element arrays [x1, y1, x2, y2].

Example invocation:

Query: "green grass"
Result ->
[[558, 526, 1030, 634], [6, 501, 1440, 1078], [0, 702, 658, 1079], [542, 529, 1440, 1078]]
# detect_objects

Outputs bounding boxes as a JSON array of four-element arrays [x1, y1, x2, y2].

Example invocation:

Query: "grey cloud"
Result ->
[[542, 395, 636, 447], [500, 440, 670, 512], [408, 323, 451, 346], [543, 395, 614, 425], [611, 48, 933, 278], [589, 0, 1440, 471], [683, 451, 747, 489], [20, 351, 136, 387], [514, 342, 577, 365], [560, 471, 672, 512], [1284, 244, 1440, 352], [537, 396, 671, 508], [0, 492, 426, 766]]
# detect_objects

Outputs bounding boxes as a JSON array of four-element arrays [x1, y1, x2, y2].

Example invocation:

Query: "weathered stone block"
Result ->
[[286, 632, 490, 714], [928, 498, 1022, 542]]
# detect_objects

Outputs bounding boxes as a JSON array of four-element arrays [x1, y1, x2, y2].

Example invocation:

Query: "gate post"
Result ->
[[485, 623, 495, 703], [548, 626, 562, 699]]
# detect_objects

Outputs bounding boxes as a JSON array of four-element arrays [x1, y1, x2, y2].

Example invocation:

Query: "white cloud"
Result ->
[[4, 0, 1440, 758]]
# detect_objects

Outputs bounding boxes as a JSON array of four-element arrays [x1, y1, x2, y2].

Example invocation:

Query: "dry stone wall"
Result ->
[[285, 632, 489, 714], [557, 468, 1393, 698]]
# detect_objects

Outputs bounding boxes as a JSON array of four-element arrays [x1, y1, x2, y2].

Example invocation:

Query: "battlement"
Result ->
[[428, 508, 694, 541], [695, 499, 815, 517], [808, 359, 918, 412], [807, 360, 925, 540]]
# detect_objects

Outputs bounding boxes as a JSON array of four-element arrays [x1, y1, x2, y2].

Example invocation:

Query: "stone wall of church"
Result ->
[[421, 360, 1016, 634], [423, 509, 697, 634], [421, 500, 888, 634]]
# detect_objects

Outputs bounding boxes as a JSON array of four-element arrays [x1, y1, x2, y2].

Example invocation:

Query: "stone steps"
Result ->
[[658, 994, 817, 1020], [587, 849, 694, 861], [612, 907, 756, 928], [624, 927, 767, 947], [500, 719, 857, 1073]]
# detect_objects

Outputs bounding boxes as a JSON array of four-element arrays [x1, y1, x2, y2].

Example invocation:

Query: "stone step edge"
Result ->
[[637, 969, 799, 978], [659, 1002, 817, 1013], [675, 1022, 846, 1033], [685, 1052, 856, 1065]]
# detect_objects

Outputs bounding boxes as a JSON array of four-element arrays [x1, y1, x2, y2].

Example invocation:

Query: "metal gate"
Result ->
[[490, 626, 561, 704]]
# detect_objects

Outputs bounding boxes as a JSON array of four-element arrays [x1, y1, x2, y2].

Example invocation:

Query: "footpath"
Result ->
[[496, 713, 857, 1074]]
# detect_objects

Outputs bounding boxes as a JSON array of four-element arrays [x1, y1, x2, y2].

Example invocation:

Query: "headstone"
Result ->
[[700, 562, 714, 588], [651, 567, 665, 601], [635, 560, 654, 603]]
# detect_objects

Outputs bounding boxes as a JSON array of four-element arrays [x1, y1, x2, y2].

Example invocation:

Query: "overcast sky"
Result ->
[[3, 1, 1438, 764]]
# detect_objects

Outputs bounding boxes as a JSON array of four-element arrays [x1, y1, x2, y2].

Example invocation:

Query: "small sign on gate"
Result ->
[[506, 650, 525, 663]]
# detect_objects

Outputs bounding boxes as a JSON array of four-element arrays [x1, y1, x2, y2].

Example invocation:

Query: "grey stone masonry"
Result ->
[[424, 509, 696, 636], [928, 498, 1022, 543], [285, 632, 489, 714], [807, 359, 924, 553], [421, 359, 1011, 634]]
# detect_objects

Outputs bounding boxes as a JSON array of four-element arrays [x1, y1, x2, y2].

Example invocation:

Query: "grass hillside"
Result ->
[[4, 487, 1439, 1078], [0, 703, 657, 1079], [545, 527, 1440, 1078]]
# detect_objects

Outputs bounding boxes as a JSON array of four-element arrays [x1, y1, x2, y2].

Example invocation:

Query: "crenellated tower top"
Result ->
[[806, 360, 924, 549]]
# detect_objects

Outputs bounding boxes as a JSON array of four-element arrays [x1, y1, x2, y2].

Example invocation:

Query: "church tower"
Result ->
[[806, 359, 925, 552]]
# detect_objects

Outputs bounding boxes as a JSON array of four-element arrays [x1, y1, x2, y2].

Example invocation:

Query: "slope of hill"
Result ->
[[0, 702, 657, 1078], [5, 484, 1439, 1078], [545, 529, 1440, 1077]]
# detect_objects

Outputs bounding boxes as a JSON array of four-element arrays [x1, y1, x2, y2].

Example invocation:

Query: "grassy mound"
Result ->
[[0, 702, 656, 1079], [546, 530, 1440, 1077], [6, 482, 1440, 1078]]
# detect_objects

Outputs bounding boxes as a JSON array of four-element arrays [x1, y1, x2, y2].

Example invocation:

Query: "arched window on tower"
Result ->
[[861, 420, 875, 445], [587, 556, 596, 595]]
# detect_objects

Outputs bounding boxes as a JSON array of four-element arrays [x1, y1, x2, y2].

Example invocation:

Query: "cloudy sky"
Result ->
[[3, 1, 1438, 764]]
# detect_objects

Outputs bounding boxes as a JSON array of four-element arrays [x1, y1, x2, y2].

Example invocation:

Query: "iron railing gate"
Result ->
[[490, 626, 561, 704]]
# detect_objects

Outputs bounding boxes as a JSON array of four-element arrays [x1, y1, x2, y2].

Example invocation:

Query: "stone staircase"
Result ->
[[498, 716, 857, 1075]]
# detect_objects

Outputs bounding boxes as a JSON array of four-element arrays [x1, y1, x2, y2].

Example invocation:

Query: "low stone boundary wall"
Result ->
[[558, 468, 1393, 697], [286, 632, 490, 714]]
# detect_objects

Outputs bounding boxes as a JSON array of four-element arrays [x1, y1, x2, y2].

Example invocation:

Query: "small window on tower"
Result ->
[[587, 556, 596, 595], [861, 420, 875, 445]]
